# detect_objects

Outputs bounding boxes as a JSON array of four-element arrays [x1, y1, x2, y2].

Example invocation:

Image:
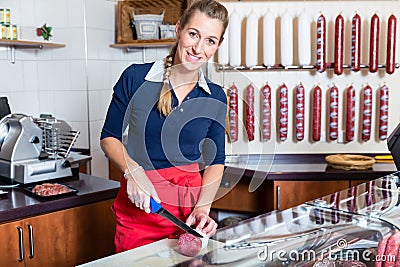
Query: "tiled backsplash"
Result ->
[[0, 0, 169, 178]]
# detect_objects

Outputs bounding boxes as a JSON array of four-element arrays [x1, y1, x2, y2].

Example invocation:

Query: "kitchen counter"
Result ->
[[212, 154, 398, 212], [0, 173, 120, 223], [224, 154, 397, 181], [77, 238, 224, 267]]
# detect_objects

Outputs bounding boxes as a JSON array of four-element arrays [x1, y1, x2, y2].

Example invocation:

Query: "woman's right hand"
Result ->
[[124, 166, 160, 213]]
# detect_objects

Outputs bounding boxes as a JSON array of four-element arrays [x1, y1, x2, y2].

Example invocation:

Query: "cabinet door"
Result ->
[[274, 180, 350, 210], [24, 199, 115, 267], [63, 199, 116, 266], [23, 207, 70, 267], [0, 220, 25, 266]]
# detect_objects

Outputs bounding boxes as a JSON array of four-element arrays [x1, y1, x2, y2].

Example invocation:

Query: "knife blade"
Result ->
[[150, 198, 203, 237]]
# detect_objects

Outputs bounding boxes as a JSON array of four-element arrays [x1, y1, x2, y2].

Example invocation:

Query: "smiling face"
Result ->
[[174, 11, 224, 72]]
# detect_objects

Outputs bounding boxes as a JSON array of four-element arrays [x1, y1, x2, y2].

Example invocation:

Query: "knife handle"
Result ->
[[150, 197, 162, 213]]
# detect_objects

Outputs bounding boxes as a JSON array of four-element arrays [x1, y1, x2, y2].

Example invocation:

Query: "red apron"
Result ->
[[112, 163, 202, 253]]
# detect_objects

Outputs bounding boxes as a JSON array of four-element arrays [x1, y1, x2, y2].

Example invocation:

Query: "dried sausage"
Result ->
[[228, 83, 238, 142], [281, 12, 293, 67], [329, 85, 339, 141], [346, 187, 356, 222], [298, 12, 311, 66], [383, 232, 400, 267], [376, 236, 389, 267], [316, 14, 327, 73], [361, 85, 373, 142], [351, 13, 361, 72], [295, 83, 305, 141], [379, 84, 389, 140], [334, 13, 344, 75], [263, 11, 276, 67], [279, 83, 289, 141], [177, 233, 202, 257], [369, 13, 380, 73], [246, 10, 258, 68], [312, 85, 322, 141], [330, 192, 340, 224], [262, 83, 271, 141], [245, 84, 255, 141], [365, 180, 375, 207], [386, 14, 397, 74], [345, 85, 356, 142]]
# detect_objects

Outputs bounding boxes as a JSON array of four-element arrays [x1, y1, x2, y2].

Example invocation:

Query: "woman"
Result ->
[[100, 0, 229, 252]]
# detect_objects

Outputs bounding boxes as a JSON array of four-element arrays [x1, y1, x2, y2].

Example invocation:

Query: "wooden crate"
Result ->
[[116, 0, 187, 44]]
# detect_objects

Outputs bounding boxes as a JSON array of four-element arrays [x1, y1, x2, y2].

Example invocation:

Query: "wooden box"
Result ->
[[116, 0, 187, 44]]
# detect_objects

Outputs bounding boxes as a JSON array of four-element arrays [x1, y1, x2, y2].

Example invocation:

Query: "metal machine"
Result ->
[[0, 114, 79, 184]]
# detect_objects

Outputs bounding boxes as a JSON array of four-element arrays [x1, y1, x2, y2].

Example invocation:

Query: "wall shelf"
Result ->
[[218, 63, 400, 72], [110, 39, 176, 50], [0, 39, 66, 64]]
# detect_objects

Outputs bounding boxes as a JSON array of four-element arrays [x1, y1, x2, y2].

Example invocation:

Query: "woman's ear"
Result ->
[[175, 21, 181, 38]]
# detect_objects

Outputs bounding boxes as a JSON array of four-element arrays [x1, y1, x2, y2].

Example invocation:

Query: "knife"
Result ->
[[150, 198, 203, 237]]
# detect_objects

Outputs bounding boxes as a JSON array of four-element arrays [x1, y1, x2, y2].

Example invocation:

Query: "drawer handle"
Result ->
[[276, 185, 281, 210], [28, 224, 34, 258], [17, 226, 24, 262]]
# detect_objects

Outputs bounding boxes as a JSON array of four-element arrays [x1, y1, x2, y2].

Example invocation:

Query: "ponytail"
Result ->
[[157, 43, 178, 116]]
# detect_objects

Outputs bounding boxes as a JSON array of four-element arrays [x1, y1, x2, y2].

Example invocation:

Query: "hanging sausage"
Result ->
[[345, 85, 356, 142], [361, 85, 373, 142], [334, 13, 344, 75], [351, 13, 361, 72], [346, 187, 356, 222], [246, 10, 258, 68], [312, 85, 322, 141], [386, 14, 397, 75], [279, 83, 289, 141], [281, 12, 293, 67], [298, 12, 311, 66], [262, 83, 271, 141], [229, 10, 241, 67], [245, 83, 255, 141], [369, 13, 380, 73], [328, 85, 339, 141], [263, 11, 276, 67], [228, 83, 238, 142], [379, 84, 389, 140], [295, 83, 305, 141], [316, 13, 327, 73], [330, 192, 340, 224], [217, 23, 229, 65]]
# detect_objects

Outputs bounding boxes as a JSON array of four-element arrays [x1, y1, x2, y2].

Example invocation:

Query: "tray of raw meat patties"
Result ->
[[24, 182, 78, 199]]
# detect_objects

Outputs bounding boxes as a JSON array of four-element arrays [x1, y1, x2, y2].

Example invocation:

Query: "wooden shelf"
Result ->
[[110, 39, 176, 50], [0, 39, 65, 49], [0, 39, 66, 64]]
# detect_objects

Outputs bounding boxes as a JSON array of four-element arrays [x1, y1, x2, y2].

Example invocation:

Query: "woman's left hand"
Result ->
[[186, 208, 218, 237]]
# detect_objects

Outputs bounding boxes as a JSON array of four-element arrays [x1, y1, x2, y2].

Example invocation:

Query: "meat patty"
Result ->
[[32, 183, 72, 196], [177, 233, 202, 257]]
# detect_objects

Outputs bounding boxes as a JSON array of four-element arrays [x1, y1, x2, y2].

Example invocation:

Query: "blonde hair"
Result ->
[[157, 0, 229, 116]]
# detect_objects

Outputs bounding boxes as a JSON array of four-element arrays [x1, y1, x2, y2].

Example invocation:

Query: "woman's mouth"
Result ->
[[186, 52, 201, 62]]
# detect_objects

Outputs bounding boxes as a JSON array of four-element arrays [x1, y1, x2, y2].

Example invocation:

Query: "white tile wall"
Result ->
[[87, 60, 111, 90], [91, 149, 109, 178]]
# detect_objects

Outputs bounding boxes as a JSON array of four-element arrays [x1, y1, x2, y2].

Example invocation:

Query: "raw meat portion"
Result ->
[[177, 233, 202, 257], [32, 183, 72, 196]]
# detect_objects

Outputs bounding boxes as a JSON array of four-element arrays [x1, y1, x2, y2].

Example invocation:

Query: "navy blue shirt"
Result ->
[[100, 61, 227, 170]]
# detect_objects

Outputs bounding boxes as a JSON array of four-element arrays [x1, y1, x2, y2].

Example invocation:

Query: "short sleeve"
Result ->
[[100, 65, 137, 141]]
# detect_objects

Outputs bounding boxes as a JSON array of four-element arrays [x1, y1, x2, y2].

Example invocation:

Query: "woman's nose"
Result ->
[[192, 39, 203, 53]]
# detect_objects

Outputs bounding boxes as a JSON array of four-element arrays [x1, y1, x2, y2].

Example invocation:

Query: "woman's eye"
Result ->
[[206, 39, 216, 45], [189, 31, 198, 38]]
